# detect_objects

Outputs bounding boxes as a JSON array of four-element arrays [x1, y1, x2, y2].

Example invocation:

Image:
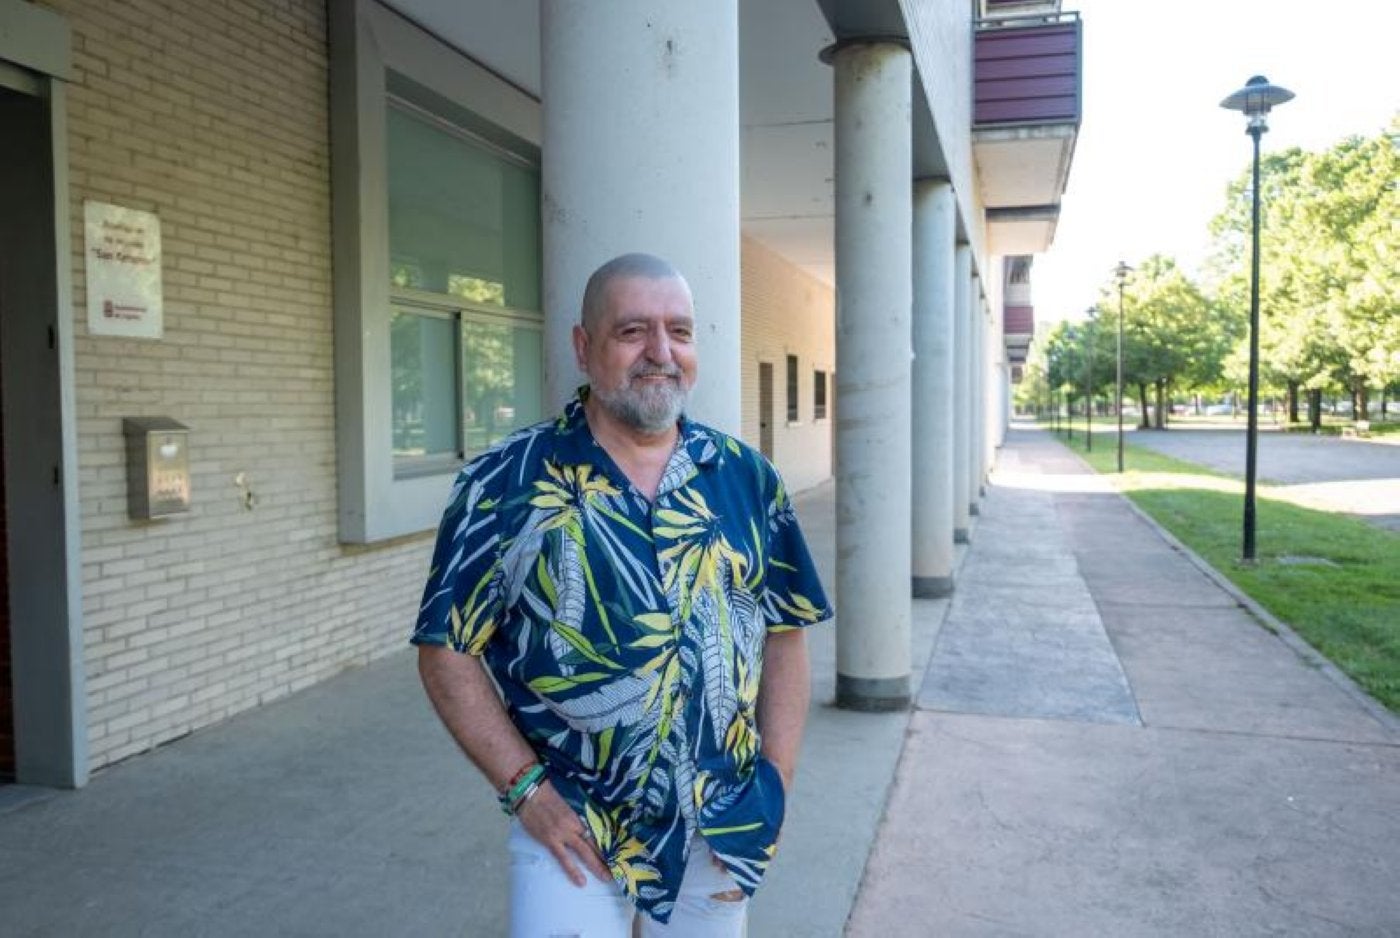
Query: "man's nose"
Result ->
[[643, 326, 672, 363]]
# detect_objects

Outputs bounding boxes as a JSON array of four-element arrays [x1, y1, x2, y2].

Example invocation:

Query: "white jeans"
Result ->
[[508, 820, 748, 938]]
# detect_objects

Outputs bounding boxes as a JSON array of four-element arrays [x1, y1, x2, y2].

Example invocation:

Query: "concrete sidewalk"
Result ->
[[3, 425, 1398, 936], [0, 474, 947, 937], [848, 427, 1400, 936]]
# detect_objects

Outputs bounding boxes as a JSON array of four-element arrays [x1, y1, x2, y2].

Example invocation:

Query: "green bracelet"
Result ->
[[499, 763, 546, 816]]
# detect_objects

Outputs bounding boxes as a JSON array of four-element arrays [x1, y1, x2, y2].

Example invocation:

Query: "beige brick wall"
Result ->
[[50, 0, 433, 770], [739, 237, 835, 493]]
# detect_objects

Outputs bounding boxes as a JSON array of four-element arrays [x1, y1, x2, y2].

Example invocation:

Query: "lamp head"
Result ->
[[1220, 75, 1294, 133], [1113, 260, 1132, 284]]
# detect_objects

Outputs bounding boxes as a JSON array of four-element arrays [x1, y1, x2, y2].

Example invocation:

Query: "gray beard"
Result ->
[[593, 375, 688, 434]]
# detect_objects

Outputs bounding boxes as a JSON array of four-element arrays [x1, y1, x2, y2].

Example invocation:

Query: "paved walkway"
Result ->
[[0, 475, 949, 937], [3, 426, 1397, 936], [848, 427, 1400, 936]]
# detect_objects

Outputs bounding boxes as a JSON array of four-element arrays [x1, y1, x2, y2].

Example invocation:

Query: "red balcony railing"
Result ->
[[974, 12, 1081, 127]]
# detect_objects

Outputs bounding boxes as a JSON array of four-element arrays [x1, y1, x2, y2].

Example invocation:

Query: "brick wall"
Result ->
[[49, 0, 433, 770], [739, 237, 835, 493]]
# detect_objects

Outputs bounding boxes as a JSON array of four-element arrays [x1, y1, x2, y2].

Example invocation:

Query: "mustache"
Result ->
[[628, 364, 683, 380]]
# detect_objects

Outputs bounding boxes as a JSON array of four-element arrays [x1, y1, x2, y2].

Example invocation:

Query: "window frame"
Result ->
[[329, 0, 541, 543], [390, 289, 545, 478], [813, 368, 827, 421]]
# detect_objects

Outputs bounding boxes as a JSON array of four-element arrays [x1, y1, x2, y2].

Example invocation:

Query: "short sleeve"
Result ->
[[757, 465, 834, 633], [410, 462, 506, 655]]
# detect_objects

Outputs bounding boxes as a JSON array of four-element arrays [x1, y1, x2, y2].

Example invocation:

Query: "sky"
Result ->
[[1033, 0, 1400, 324]]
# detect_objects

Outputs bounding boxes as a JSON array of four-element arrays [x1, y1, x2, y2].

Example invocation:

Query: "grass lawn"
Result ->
[[1039, 421, 1400, 713]]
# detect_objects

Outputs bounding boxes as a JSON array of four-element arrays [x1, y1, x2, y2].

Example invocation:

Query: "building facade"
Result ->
[[0, 0, 1078, 786]]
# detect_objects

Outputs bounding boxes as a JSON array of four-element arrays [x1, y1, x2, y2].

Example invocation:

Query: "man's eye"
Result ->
[[671, 327, 693, 341]]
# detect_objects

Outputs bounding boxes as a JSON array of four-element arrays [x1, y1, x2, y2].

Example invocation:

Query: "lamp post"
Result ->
[[1221, 75, 1293, 562], [1084, 308, 1096, 452], [1113, 261, 1132, 473]]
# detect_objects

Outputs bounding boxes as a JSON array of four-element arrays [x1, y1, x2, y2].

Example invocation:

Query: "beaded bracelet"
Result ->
[[499, 763, 547, 816], [503, 761, 538, 793]]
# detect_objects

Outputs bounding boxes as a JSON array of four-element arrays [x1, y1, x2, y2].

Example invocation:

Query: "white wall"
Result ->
[[740, 236, 835, 493]]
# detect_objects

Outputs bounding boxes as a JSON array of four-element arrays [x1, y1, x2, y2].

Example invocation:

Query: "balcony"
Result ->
[[1002, 256, 1035, 366], [973, 6, 1081, 255]]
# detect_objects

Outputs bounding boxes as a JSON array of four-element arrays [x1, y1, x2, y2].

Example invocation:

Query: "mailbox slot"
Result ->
[[123, 417, 191, 519]]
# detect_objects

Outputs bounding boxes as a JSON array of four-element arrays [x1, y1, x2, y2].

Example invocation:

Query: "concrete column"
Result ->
[[910, 179, 956, 598], [952, 245, 972, 543], [982, 300, 995, 487], [980, 301, 992, 490], [968, 274, 984, 515], [832, 40, 912, 712], [1000, 362, 1011, 442], [540, 1, 741, 434]]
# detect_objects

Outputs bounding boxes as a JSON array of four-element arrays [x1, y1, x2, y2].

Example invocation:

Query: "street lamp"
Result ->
[[1221, 75, 1293, 563], [1084, 308, 1096, 452], [1113, 261, 1132, 473]]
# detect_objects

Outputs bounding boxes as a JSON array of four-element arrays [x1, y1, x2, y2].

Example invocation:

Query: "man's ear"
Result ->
[[572, 324, 589, 373]]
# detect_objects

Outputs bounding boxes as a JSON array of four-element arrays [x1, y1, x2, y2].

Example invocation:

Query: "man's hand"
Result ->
[[517, 781, 613, 887], [418, 647, 609, 886]]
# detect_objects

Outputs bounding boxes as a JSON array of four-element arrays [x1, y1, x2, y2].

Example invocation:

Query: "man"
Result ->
[[413, 253, 831, 935]]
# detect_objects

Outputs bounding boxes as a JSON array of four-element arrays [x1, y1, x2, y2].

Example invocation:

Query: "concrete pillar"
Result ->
[[832, 40, 912, 712], [979, 300, 992, 491], [982, 305, 999, 478], [969, 274, 984, 515], [540, 1, 741, 434], [1000, 362, 1011, 442], [911, 179, 956, 598], [952, 245, 972, 543]]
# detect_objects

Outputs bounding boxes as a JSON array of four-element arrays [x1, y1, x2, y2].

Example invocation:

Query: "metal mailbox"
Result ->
[[123, 417, 191, 519]]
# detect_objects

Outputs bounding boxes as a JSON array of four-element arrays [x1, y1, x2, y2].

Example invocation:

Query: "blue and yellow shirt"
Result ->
[[412, 393, 832, 922]]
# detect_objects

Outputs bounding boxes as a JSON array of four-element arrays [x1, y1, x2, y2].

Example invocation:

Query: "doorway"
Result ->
[[0, 315, 8, 782], [758, 362, 774, 459], [0, 57, 86, 787]]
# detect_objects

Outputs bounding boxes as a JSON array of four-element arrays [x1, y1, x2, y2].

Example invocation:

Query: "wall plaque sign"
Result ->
[[85, 200, 163, 339]]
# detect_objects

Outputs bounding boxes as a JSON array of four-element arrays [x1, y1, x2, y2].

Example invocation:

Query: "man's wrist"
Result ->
[[499, 763, 548, 815]]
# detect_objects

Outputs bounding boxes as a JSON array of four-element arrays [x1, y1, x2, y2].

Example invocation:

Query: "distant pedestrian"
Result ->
[[414, 253, 832, 935]]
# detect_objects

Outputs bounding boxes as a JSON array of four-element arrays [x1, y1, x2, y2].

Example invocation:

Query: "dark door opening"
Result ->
[[0, 86, 15, 782], [758, 362, 774, 460], [0, 341, 9, 783]]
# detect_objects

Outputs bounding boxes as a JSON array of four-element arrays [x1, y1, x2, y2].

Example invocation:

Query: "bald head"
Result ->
[[581, 253, 691, 333]]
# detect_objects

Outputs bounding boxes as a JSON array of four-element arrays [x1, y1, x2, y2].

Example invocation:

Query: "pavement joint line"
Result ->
[[1049, 430, 1400, 738], [917, 706, 1400, 748], [1134, 722, 1400, 749]]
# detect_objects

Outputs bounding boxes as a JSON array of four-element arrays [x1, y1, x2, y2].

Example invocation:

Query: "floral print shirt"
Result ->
[[412, 392, 832, 923]]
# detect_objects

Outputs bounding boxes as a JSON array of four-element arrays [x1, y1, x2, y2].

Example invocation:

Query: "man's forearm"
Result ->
[[418, 645, 612, 886], [755, 629, 810, 790], [417, 644, 537, 789]]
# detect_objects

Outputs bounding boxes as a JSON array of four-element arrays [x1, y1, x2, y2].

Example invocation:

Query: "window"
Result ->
[[387, 100, 543, 476], [329, 0, 543, 543], [813, 369, 827, 420], [786, 354, 799, 422]]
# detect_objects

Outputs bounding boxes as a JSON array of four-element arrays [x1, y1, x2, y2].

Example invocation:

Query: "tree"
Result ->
[[1207, 122, 1399, 424], [1104, 256, 1228, 429]]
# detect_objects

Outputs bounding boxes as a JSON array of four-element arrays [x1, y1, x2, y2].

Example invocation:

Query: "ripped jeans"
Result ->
[[508, 820, 748, 938]]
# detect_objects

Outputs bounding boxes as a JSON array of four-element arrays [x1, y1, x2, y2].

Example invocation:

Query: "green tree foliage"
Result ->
[[1096, 256, 1228, 428], [1208, 121, 1399, 417]]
